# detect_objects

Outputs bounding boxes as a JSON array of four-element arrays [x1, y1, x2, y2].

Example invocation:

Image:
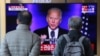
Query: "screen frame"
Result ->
[[4, 3, 97, 56]]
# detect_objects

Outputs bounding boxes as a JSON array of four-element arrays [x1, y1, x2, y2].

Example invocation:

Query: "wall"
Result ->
[[0, 0, 6, 42], [51, 0, 65, 3], [6, 0, 10, 3], [9, 0, 85, 3], [97, 0, 100, 55]]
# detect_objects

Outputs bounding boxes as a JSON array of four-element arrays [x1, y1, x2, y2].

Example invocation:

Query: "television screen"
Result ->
[[6, 3, 97, 55]]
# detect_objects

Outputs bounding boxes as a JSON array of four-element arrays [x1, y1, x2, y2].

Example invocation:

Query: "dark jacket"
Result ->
[[53, 30, 94, 56]]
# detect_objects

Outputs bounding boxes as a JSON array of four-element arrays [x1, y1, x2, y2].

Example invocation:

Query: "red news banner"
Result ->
[[41, 44, 55, 51]]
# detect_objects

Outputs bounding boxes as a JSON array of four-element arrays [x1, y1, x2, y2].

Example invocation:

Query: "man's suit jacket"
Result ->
[[34, 26, 68, 55], [34, 26, 68, 44], [0, 24, 40, 56]]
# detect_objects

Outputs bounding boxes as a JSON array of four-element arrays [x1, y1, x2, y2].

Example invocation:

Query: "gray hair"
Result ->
[[68, 16, 82, 30], [47, 8, 62, 17]]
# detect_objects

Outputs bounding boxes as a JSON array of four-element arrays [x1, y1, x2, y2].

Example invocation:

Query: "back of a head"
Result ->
[[68, 16, 82, 30], [17, 11, 32, 25]]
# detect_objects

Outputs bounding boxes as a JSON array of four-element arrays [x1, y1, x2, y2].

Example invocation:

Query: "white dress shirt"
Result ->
[[48, 27, 59, 44]]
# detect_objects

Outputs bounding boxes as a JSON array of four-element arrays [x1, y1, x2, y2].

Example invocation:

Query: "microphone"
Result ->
[[50, 31, 55, 44]]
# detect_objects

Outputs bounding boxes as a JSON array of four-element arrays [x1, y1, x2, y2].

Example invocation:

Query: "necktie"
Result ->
[[51, 31, 55, 38], [50, 31, 55, 44]]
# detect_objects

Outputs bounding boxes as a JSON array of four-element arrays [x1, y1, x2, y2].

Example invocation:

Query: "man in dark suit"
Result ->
[[34, 27, 67, 44], [34, 8, 68, 55]]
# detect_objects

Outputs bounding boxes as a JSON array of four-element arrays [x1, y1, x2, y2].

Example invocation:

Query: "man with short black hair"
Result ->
[[0, 11, 40, 56]]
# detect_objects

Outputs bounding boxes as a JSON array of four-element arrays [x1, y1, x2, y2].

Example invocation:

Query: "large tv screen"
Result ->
[[6, 3, 97, 55]]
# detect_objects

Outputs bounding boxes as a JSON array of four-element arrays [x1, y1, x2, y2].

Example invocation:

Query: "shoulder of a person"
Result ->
[[58, 34, 68, 41], [56, 34, 68, 46], [6, 30, 16, 36], [82, 36, 90, 41], [30, 33, 40, 44], [32, 33, 40, 39], [81, 36, 90, 45], [32, 32, 39, 36]]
